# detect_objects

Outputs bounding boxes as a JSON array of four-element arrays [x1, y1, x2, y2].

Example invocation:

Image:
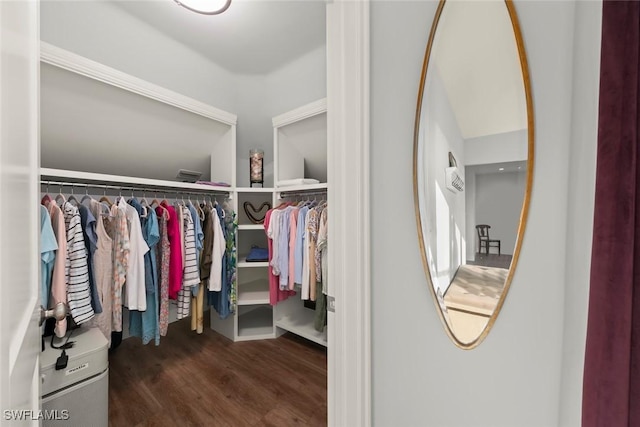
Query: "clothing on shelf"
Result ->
[[276, 178, 320, 187], [39, 182, 236, 348]]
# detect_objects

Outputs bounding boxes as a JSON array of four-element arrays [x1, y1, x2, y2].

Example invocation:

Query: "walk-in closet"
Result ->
[[36, 1, 331, 425]]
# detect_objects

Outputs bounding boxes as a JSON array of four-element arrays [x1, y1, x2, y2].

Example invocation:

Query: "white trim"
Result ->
[[272, 98, 327, 128], [40, 168, 233, 194], [40, 42, 237, 126], [327, 0, 370, 426]]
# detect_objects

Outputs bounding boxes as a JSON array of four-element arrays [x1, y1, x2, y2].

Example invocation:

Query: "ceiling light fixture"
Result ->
[[499, 167, 505, 171], [174, 0, 231, 15]]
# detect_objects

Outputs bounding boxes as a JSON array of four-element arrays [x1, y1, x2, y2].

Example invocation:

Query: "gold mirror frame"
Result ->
[[412, 0, 534, 349]]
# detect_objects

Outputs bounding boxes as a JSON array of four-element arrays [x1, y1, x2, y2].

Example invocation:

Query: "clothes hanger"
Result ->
[[150, 190, 169, 219], [80, 185, 94, 205], [67, 185, 79, 206], [99, 185, 113, 207], [54, 185, 66, 206], [139, 189, 149, 218], [41, 181, 52, 206]]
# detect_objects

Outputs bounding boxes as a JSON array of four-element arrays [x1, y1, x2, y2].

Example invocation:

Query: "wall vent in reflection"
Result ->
[[445, 167, 464, 193]]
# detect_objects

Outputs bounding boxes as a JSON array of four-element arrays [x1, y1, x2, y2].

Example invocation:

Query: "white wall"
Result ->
[[465, 129, 528, 166], [371, 1, 598, 426], [474, 171, 526, 256], [40, 1, 238, 113], [465, 170, 477, 260], [235, 45, 327, 187], [418, 66, 465, 295], [40, 0, 327, 188]]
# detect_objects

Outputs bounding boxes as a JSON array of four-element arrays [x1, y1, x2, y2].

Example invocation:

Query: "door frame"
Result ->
[[326, 1, 371, 425], [39, 1, 372, 422]]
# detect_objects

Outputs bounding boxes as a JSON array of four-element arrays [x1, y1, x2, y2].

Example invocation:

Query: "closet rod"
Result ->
[[278, 189, 328, 199], [40, 180, 231, 198]]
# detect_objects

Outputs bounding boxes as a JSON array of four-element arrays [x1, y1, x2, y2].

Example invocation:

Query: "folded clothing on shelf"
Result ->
[[246, 246, 269, 262], [196, 180, 231, 187], [277, 178, 320, 187]]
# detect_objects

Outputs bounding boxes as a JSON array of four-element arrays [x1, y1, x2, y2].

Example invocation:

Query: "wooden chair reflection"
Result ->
[[476, 224, 500, 255]]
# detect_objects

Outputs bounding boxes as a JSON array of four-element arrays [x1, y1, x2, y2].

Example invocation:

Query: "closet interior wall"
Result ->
[[40, 1, 328, 349]]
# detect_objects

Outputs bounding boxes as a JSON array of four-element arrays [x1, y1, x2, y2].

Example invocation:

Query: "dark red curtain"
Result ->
[[582, 1, 640, 426]]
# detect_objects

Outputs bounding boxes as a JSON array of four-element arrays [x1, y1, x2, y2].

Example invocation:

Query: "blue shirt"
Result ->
[[40, 205, 58, 307], [188, 203, 204, 296]]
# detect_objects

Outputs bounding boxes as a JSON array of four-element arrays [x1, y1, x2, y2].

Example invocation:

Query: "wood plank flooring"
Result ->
[[108, 314, 327, 427]]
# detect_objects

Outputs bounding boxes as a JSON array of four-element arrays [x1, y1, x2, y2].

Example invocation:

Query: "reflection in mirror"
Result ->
[[414, 0, 532, 348]]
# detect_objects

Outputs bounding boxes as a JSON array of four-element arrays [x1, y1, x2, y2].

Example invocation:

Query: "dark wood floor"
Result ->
[[108, 314, 327, 427]]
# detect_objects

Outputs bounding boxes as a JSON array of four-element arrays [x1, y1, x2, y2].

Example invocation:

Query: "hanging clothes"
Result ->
[[306, 206, 321, 302], [129, 198, 160, 345], [87, 199, 114, 345], [161, 202, 183, 300], [314, 208, 328, 332], [105, 198, 130, 333], [210, 203, 234, 319], [178, 205, 200, 320], [288, 206, 300, 290], [208, 204, 226, 292], [123, 199, 149, 311], [40, 205, 58, 309], [61, 201, 95, 325], [44, 201, 68, 337], [293, 206, 310, 287], [156, 206, 171, 336], [223, 201, 238, 315], [78, 204, 102, 314], [188, 203, 204, 333], [301, 208, 311, 300], [265, 206, 296, 305]]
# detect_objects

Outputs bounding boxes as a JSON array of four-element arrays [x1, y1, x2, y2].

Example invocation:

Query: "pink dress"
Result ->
[[161, 202, 183, 300]]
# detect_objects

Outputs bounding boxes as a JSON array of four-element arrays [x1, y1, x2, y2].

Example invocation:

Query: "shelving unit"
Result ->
[[210, 186, 275, 341], [275, 297, 327, 346], [273, 99, 328, 347], [210, 98, 328, 346], [237, 279, 270, 305]]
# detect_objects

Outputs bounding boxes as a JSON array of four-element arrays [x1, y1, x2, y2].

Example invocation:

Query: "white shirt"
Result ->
[[268, 209, 281, 275], [208, 209, 226, 292], [123, 200, 149, 311]]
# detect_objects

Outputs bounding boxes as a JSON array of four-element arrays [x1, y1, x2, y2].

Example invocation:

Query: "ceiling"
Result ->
[[432, 0, 527, 140], [114, 0, 327, 75]]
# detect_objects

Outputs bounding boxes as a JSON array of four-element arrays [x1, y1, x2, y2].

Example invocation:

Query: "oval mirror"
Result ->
[[413, 0, 533, 349]]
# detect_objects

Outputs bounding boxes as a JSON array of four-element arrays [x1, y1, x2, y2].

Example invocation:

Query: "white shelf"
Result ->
[[238, 279, 270, 305], [276, 305, 327, 347], [238, 306, 274, 338], [275, 183, 328, 193], [40, 168, 233, 193], [238, 224, 265, 230], [236, 187, 274, 193], [238, 256, 269, 268]]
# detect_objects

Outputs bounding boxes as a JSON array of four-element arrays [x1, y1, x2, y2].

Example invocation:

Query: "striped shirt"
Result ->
[[177, 206, 200, 319], [62, 202, 95, 324]]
